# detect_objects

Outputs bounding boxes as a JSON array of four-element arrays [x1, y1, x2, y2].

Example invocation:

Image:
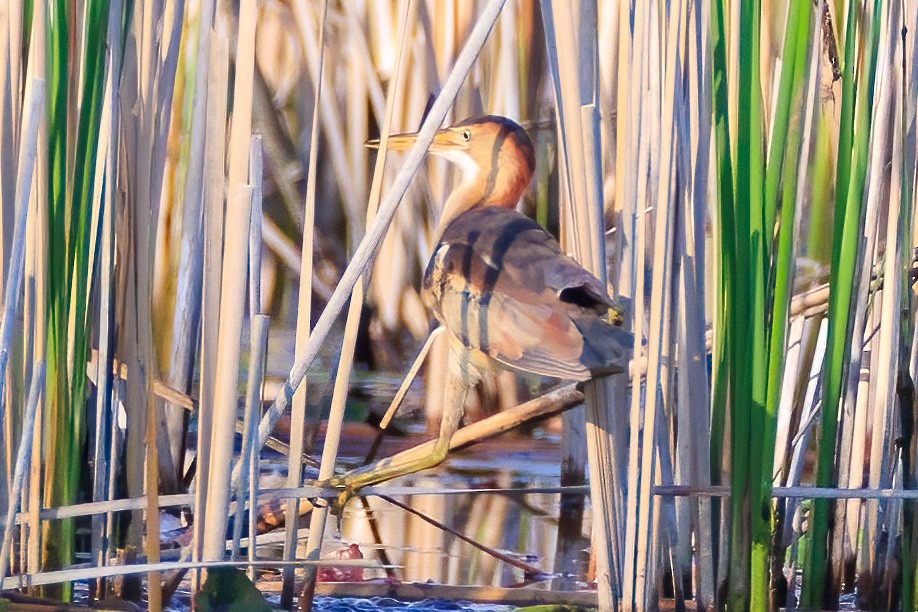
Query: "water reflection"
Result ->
[[329, 443, 589, 588]]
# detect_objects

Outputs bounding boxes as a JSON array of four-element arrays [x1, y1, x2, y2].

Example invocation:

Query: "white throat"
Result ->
[[438, 149, 479, 177], [436, 150, 481, 234]]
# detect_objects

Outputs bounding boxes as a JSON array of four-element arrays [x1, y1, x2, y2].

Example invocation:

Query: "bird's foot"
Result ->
[[322, 474, 363, 516]]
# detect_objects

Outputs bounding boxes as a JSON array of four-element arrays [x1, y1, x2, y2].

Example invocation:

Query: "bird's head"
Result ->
[[371, 115, 536, 222]]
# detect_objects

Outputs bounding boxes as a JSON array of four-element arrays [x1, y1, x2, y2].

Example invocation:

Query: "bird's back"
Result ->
[[423, 207, 631, 381]]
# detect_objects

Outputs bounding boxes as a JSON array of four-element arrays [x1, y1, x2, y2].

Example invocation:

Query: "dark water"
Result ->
[[311, 597, 512, 611], [164, 592, 513, 611]]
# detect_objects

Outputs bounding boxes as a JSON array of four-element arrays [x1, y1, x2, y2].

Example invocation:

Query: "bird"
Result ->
[[329, 115, 632, 494]]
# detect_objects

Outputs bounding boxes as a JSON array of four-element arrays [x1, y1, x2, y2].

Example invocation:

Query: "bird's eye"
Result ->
[[462, 129, 471, 141]]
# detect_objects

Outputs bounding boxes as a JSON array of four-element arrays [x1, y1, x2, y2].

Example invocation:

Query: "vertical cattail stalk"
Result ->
[[281, 1, 328, 604], [233, 314, 269, 564], [90, 0, 122, 589], [541, 1, 630, 608], [163, 0, 217, 492], [191, 24, 229, 574], [298, 1, 415, 606], [200, 0, 257, 562], [200, 182, 254, 560], [757, 0, 814, 605], [803, 1, 883, 604]]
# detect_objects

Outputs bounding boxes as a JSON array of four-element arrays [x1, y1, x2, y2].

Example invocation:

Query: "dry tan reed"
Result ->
[[0, 2, 915, 610]]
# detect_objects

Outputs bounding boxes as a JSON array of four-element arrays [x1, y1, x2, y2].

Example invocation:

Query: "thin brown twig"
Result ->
[[357, 497, 398, 581], [377, 494, 548, 578]]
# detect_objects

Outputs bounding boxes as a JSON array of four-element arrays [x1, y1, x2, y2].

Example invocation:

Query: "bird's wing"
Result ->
[[424, 208, 613, 380]]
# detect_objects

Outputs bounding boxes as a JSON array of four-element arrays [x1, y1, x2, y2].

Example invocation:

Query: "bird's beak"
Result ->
[[367, 131, 419, 151], [365, 129, 458, 153]]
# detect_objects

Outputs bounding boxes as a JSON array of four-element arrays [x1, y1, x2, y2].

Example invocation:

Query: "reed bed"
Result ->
[[0, 1, 916, 611]]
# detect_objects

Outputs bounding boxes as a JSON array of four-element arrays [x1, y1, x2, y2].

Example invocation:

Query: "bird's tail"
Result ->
[[573, 316, 633, 377]]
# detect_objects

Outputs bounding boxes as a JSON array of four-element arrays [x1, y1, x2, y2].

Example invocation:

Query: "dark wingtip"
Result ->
[[559, 285, 611, 311]]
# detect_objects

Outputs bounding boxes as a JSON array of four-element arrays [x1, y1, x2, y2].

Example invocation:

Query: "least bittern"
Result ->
[[329, 116, 632, 496]]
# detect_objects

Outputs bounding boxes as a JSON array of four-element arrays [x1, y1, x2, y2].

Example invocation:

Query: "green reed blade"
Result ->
[[66, 0, 110, 528], [762, 2, 805, 244], [42, 1, 110, 597], [42, 0, 71, 583], [802, 0, 883, 606], [709, 0, 735, 601], [709, 0, 734, 464], [805, 113, 834, 263], [733, 0, 767, 606], [898, 8, 916, 602], [759, 1, 813, 607]]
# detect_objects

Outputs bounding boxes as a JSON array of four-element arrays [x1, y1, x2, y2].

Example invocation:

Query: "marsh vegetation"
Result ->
[[0, 0, 916, 610]]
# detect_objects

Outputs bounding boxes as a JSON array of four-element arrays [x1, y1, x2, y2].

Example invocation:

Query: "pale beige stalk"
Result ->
[[200, 0, 257, 562], [280, 0, 328, 603], [542, 2, 622, 607], [298, 1, 416, 605], [191, 28, 230, 574]]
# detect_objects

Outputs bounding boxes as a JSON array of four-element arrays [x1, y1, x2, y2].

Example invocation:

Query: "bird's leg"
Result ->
[[327, 348, 475, 502]]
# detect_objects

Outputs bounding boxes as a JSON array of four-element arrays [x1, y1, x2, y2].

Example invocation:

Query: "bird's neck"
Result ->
[[438, 167, 530, 231]]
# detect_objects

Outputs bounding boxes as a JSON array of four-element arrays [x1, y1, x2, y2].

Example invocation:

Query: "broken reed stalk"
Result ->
[[21, 466, 918, 528], [86, 351, 194, 409], [248, 137, 265, 316], [247, 322, 269, 579], [201, 0, 257, 561], [282, 0, 328, 603], [0, 382, 583, 544]]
